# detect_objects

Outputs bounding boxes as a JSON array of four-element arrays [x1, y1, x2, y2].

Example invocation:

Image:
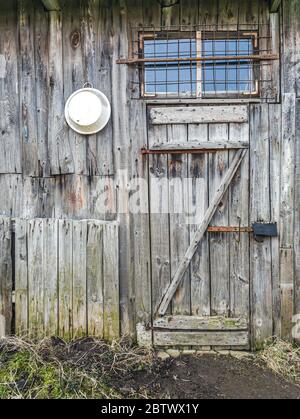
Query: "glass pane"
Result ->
[[202, 38, 254, 94], [144, 38, 196, 96]]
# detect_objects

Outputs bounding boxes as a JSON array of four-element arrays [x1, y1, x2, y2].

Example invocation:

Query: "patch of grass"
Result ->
[[257, 338, 300, 384], [0, 337, 155, 399]]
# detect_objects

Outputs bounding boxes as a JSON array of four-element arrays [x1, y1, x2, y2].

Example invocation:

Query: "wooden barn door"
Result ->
[[147, 105, 250, 348]]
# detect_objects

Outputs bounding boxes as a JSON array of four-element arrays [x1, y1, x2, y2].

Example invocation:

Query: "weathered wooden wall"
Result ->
[[0, 0, 299, 347], [1, 217, 119, 340]]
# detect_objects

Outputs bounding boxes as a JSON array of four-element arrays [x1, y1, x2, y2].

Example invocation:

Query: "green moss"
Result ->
[[0, 350, 122, 399]]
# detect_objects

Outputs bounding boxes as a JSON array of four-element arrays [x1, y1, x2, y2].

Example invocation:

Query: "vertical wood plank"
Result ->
[[72, 220, 87, 338], [48, 10, 74, 175], [93, 0, 114, 176], [228, 122, 250, 322], [209, 123, 230, 316], [250, 104, 272, 348], [35, 2, 50, 177], [161, 0, 181, 28], [149, 125, 171, 316], [43, 219, 58, 336], [58, 219, 73, 340], [62, 0, 87, 176], [127, 0, 152, 328], [15, 219, 28, 335], [111, 0, 132, 336], [103, 222, 120, 340], [168, 124, 191, 315], [87, 220, 104, 338], [0, 218, 12, 336], [188, 124, 210, 317], [0, 1, 21, 174], [280, 93, 296, 340], [269, 104, 281, 337], [28, 219, 44, 338], [19, 0, 39, 176], [295, 99, 300, 325]]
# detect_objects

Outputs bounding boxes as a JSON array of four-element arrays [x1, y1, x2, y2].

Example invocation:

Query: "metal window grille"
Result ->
[[117, 23, 279, 100]]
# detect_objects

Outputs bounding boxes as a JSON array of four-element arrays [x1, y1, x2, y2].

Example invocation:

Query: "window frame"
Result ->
[[139, 30, 260, 99]]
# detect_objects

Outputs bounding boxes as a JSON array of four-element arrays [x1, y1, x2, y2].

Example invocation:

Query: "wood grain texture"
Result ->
[[13, 218, 119, 341], [250, 104, 273, 349], [0, 218, 12, 335], [0, 2, 21, 174], [150, 106, 249, 125], [154, 331, 249, 347]]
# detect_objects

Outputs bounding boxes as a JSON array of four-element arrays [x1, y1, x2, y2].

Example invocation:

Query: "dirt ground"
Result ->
[[112, 354, 300, 399], [1, 337, 299, 399]]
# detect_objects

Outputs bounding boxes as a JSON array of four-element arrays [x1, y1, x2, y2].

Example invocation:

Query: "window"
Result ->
[[141, 31, 258, 98]]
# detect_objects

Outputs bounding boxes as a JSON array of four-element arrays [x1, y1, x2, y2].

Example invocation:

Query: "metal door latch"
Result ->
[[252, 223, 278, 242]]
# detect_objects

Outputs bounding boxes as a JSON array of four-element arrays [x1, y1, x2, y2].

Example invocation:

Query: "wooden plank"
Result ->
[[15, 219, 28, 335], [43, 219, 58, 336], [0, 3, 21, 174], [270, 13, 281, 103], [295, 99, 300, 323], [149, 125, 171, 316], [127, 0, 151, 328], [145, 141, 249, 153], [62, 0, 87, 176], [90, 0, 114, 176], [103, 222, 120, 340], [19, 0, 39, 176], [280, 93, 296, 340], [87, 221, 104, 338], [209, 124, 230, 317], [35, 2, 51, 177], [161, 0, 181, 28], [111, 0, 132, 336], [0, 218, 12, 336], [48, 11, 74, 175], [281, 0, 300, 95], [58, 220, 73, 340], [153, 316, 248, 331], [28, 219, 44, 338], [270, 0, 281, 13], [158, 148, 247, 316], [229, 122, 250, 320], [154, 331, 249, 347], [72, 220, 87, 338], [40, 0, 61, 10], [269, 104, 281, 337], [188, 124, 210, 317], [250, 104, 273, 349], [218, 0, 239, 31], [168, 124, 191, 315], [150, 106, 249, 125]]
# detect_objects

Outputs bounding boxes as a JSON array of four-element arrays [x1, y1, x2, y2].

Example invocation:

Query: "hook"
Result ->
[[83, 82, 93, 89]]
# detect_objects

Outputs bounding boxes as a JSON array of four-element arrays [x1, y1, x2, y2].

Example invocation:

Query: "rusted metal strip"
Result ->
[[207, 226, 253, 233], [117, 53, 279, 65]]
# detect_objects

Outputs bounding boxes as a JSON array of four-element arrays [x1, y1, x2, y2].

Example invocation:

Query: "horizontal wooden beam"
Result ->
[[153, 331, 249, 347], [142, 141, 249, 155], [153, 316, 248, 331], [40, 0, 61, 11], [270, 0, 281, 12], [150, 105, 249, 125]]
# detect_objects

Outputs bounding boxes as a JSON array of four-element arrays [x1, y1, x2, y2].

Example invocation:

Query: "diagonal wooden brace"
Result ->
[[157, 148, 248, 317]]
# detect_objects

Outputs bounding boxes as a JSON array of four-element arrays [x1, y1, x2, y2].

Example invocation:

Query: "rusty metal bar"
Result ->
[[207, 226, 253, 233], [117, 53, 279, 65]]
